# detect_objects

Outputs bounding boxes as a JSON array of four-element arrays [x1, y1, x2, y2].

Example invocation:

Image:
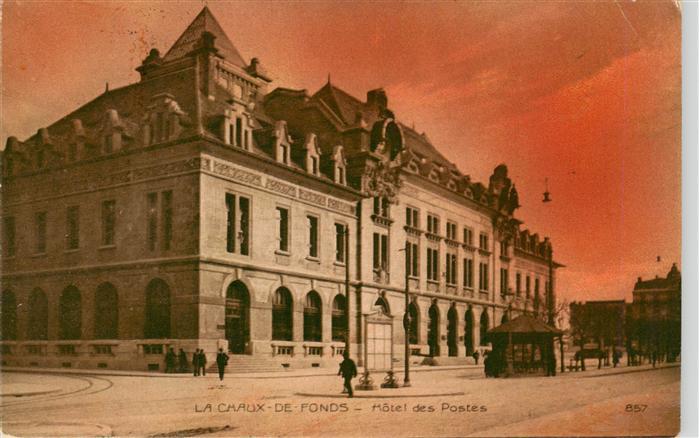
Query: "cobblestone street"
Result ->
[[0, 363, 679, 437]]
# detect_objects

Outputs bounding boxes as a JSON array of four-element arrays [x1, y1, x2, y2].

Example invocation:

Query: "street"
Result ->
[[0, 364, 679, 437]]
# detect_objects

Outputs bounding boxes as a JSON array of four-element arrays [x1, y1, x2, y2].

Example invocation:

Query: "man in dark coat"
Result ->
[[178, 348, 188, 373], [199, 349, 207, 376], [216, 348, 229, 381], [165, 347, 176, 373], [338, 352, 357, 398], [193, 349, 200, 376]]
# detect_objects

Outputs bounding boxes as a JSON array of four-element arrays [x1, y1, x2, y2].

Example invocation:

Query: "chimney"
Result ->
[[366, 88, 388, 109]]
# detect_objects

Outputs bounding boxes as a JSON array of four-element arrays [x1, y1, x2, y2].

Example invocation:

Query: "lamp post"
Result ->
[[344, 226, 351, 357], [403, 241, 411, 387]]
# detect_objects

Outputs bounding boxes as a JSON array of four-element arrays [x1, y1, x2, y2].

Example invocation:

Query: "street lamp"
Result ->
[[399, 241, 411, 387], [344, 226, 351, 357]]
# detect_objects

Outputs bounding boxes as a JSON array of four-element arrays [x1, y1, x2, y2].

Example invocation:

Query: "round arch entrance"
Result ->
[[447, 306, 458, 357], [464, 307, 474, 356], [226, 281, 250, 354]]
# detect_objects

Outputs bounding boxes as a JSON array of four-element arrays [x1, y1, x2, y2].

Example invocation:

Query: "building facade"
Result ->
[[0, 8, 559, 371], [627, 264, 681, 360]]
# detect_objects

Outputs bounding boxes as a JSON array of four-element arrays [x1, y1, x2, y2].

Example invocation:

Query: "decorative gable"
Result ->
[[143, 94, 187, 146], [304, 133, 321, 176], [332, 145, 347, 185], [273, 121, 293, 165]]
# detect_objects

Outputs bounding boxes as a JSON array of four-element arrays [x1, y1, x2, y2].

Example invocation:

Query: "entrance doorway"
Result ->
[[428, 303, 440, 357], [226, 281, 250, 354]]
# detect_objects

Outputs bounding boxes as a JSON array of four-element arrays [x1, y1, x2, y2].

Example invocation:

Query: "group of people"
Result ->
[[164, 347, 230, 381]]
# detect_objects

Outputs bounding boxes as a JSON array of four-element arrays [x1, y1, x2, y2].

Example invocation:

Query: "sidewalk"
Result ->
[[1, 363, 482, 380]]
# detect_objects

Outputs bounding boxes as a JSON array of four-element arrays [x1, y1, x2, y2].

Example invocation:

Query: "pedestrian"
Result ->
[[216, 348, 229, 381], [178, 348, 188, 373], [472, 350, 480, 365], [597, 350, 603, 369], [612, 349, 620, 368], [193, 349, 200, 376], [338, 352, 357, 398], [199, 349, 207, 376], [165, 347, 176, 373], [652, 350, 657, 368]]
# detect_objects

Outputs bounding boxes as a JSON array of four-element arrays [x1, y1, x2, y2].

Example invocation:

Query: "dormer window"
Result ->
[[332, 145, 347, 185], [145, 94, 186, 146], [274, 121, 292, 165], [280, 143, 290, 164], [311, 156, 319, 175], [304, 134, 321, 176]]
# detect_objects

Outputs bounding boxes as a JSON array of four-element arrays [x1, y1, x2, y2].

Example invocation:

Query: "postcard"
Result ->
[[0, 2, 683, 436]]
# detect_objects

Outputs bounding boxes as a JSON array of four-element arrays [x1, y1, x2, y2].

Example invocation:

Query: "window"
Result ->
[[228, 122, 235, 147], [516, 273, 522, 296], [373, 233, 389, 272], [272, 287, 293, 341], [373, 197, 389, 218], [225, 193, 250, 255], [307, 215, 319, 258], [335, 223, 346, 263], [500, 240, 509, 257], [28, 289, 48, 340], [311, 156, 319, 175], [526, 276, 531, 298], [446, 221, 457, 240], [535, 278, 540, 297], [66, 206, 80, 250], [337, 166, 345, 185], [479, 262, 489, 291], [427, 247, 439, 281], [303, 291, 322, 342], [277, 207, 289, 252], [147, 193, 158, 251], [406, 242, 419, 277], [500, 268, 509, 295], [161, 191, 173, 250], [35, 211, 47, 253], [463, 227, 473, 246], [332, 295, 347, 342], [280, 143, 290, 164], [244, 130, 250, 149], [479, 233, 489, 251], [427, 214, 440, 235], [101, 200, 116, 246], [406, 207, 419, 228], [235, 117, 243, 147], [3, 216, 16, 257], [446, 253, 457, 285], [463, 258, 474, 288], [59, 286, 81, 340]]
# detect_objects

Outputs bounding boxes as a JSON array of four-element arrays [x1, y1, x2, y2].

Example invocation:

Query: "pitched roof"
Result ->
[[163, 7, 246, 67], [488, 314, 562, 335]]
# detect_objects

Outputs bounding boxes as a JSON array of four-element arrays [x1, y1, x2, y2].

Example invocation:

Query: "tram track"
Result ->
[[0, 373, 114, 410]]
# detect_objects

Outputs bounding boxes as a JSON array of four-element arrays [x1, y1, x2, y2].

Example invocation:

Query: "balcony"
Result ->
[[371, 214, 393, 228], [404, 225, 423, 237]]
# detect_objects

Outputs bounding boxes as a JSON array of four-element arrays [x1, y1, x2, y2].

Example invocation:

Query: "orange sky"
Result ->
[[1, 1, 682, 302]]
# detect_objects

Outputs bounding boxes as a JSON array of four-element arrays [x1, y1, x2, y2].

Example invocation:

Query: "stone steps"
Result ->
[[204, 356, 285, 373]]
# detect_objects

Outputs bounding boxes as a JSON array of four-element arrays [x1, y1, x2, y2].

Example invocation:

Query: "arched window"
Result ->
[[464, 307, 474, 356], [428, 303, 440, 357], [480, 310, 490, 345], [331, 294, 347, 342], [145, 279, 171, 339], [272, 287, 293, 341], [374, 296, 390, 315], [95, 283, 118, 339], [303, 291, 322, 342], [447, 306, 458, 357], [408, 302, 419, 345], [28, 289, 48, 340], [60, 286, 82, 340], [1, 290, 17, 340]]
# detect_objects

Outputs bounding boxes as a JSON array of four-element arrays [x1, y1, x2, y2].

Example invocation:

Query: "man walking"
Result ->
[[178, 348, 188, 373], [338, 352, 357, 398], [216, 348, 229, 381], [165, 347, 176, 373]]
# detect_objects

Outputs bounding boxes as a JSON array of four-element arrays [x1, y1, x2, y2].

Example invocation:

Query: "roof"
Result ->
[[634, 264, 681, 291], [488, 314, 562, 335], [163, 7, 247, 67]]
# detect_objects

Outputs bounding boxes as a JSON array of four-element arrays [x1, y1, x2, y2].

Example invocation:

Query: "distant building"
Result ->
[[627, 264, 681, 359], [0, 7, 560, 371]]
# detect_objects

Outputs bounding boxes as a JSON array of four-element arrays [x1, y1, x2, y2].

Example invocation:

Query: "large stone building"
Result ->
[[0, 8, 560, 371]]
